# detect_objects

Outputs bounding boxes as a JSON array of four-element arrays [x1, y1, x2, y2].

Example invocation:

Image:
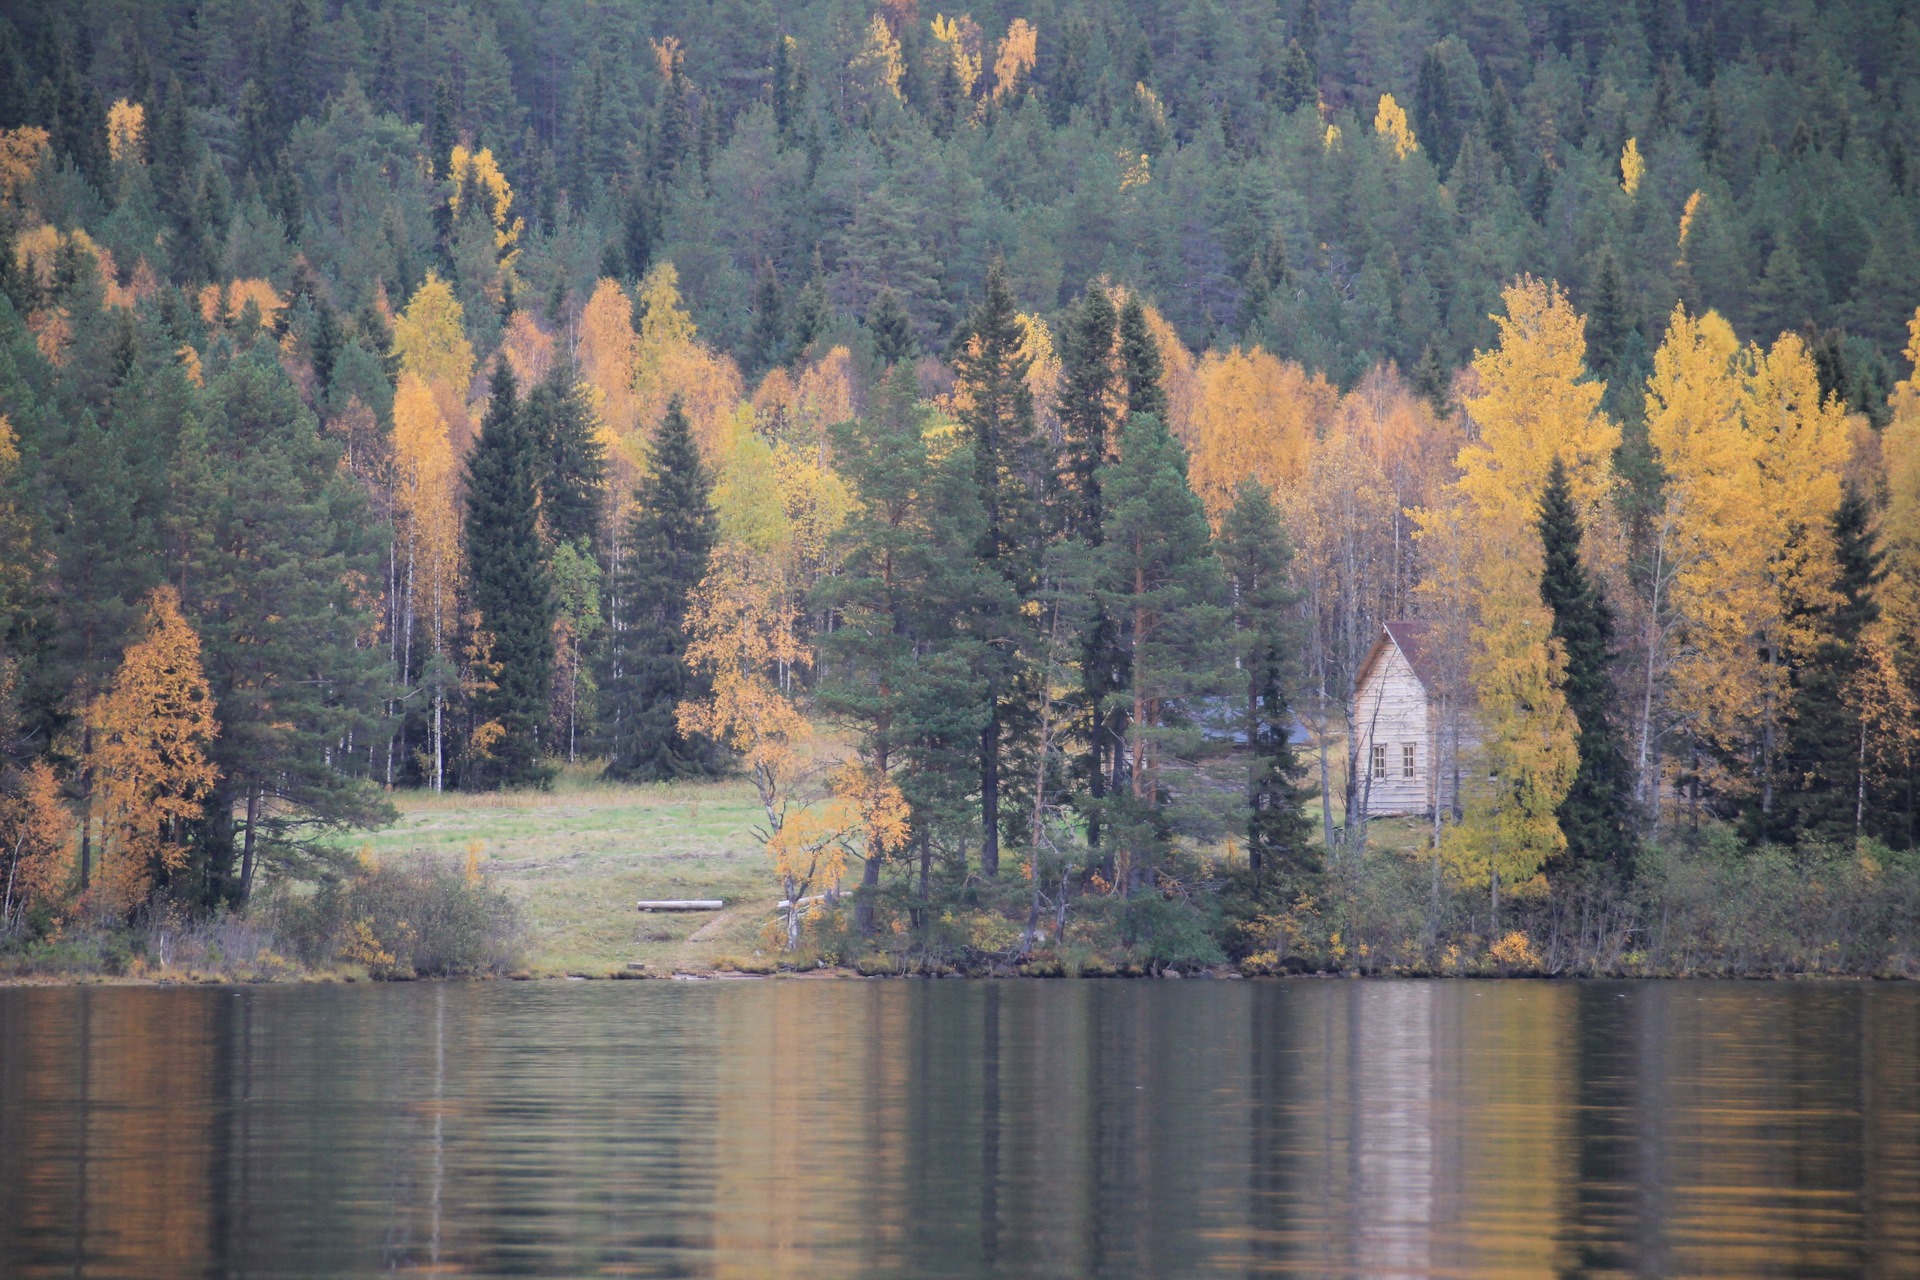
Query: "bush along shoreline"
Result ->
[[1, 854, 527, 983], [6, 820, 1917, 983]]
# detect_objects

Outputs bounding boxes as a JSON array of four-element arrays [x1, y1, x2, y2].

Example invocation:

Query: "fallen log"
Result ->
[[636, 899, 726, 911]]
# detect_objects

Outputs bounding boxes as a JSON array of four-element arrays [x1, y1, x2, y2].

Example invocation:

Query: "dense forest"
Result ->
[[2, 0, 1919, 972]]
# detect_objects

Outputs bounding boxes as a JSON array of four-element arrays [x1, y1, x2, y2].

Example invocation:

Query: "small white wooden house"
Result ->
[[1351, 621, 1460, 819]]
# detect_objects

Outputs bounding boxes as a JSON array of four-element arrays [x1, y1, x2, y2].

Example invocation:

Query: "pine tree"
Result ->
[[1097, 411, 1230, 890], [1538, 456, 1635, 879], [951, 261, 1043, 876], [1780, 485, 1884, 843], [867, 286, 916, 365], [170, 347, 391, 902], [601, 396, 721, 781], [462, 360, 554, 788], [816, 363, 997, 928], [1217, 480, 1313, 880], [525, 355, 606, 552]]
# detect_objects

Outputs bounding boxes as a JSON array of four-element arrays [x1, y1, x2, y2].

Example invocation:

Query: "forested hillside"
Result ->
[[1, 0, 1918, 973]]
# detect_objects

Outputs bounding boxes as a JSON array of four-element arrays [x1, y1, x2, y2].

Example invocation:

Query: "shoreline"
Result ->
[[5, 966, 1914, 988]]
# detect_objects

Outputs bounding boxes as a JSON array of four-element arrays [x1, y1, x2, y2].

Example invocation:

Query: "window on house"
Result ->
[[1403, 744, 1417, 778], [1371, 744, 1386, 779]]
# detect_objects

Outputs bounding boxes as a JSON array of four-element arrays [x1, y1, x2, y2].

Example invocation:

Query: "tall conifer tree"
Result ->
[[1119, 296, 1167, 421], [463, 361, 554, 788], [1780, 485, 1884, 843], [525, 356, 606, 553], [1538, 456, 1635, 878], [600, 396, 721, 780], [951, 262, 1041, 876], [1217, 480, 1314, 880]]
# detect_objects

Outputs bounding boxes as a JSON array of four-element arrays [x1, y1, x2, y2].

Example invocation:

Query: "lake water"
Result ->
[[2, 979, 1917, 1279]]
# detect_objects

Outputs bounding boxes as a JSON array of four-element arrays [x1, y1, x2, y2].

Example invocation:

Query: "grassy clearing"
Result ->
[[358, 765, 783, 974]]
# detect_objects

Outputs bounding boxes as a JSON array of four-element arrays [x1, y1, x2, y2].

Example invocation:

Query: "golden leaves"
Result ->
[[1374, 93, 1417, 159], [850, 14, 905, 100], [1186, 347, 1337, 520], [447, 145, 522, 256], [87, 587, 219, 915], [0, 125, 47, 202], [498, 309, 555, 389], [392, 373, 462, 651], [1, 761, 70, 917], [991, 18, 1038, 99], [1620, 137, 1645, 197], [1678, 189, 1703, 257], [199, 278, 285, 329], [931, 13, 983, 97], [393, 273, 475, 395], [107, 99, 144, 163], [1647, 306, 1853, 770]]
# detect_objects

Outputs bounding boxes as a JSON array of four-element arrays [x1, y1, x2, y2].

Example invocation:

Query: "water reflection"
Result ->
[[1, 979, 1915, 1278]]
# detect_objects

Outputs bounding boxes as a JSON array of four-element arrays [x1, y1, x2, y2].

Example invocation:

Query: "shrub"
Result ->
[[265, 854, 525, 976]]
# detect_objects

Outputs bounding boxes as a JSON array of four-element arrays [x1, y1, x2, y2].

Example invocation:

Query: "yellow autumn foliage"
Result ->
[[1620, 138, 1645, 197], [1425, 277, 1613, 886], [992, 18, 1038, 98], [931, 13, 983, 97], [0, 125, 48, 202], [1187, 347, 1337, 519], [1374, 93, 1418, 159], [447, 145, 522, 256], [108, 99, 145, 163]]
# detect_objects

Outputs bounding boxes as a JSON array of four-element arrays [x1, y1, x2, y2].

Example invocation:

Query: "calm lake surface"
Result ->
[[2, 979, 1917, 1279]]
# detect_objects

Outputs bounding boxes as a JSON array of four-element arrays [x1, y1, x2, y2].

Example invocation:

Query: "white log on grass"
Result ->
[[636, 899, 726, 911]]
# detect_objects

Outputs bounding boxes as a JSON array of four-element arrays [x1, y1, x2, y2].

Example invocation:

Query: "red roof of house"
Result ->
[[1382, 620, 1441, 691], [1357, 620, 1442, 695]]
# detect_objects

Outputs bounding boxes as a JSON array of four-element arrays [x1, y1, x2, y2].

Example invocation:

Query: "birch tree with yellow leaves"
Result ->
[[391, 374, 463, 789], [1424, 278, 1612, 909]]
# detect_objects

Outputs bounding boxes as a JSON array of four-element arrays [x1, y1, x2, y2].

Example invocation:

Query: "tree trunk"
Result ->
[[856, 850, 879, 936], [980, 714, 999, 878], [238, 781, 261, 904]]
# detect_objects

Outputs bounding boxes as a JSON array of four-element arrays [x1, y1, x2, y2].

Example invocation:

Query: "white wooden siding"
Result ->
[[1353, 644, 1430, 817]]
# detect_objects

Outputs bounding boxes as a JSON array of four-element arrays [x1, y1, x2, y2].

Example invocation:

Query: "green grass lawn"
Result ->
[[360, 766, 784, 974], [352, 756, 1430, 976]]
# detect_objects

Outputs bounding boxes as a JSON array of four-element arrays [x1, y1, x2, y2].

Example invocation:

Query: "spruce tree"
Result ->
[[1779, 485, 1883, 844], [462, 360, 555, 788], [1053, 285, 1127, 854], [747, 259, 787, 373], [868, 287, 916, 365], [1538, 457, 1635, 879], [951, 262, 1043, 877], [525, 356, 606, 553], [600, 396, 721, 781], [1055, 285, 1119, 539], [1585, 251, 1633, 379], [1119, 296, 1168, 421], [1217, 480, 1314, 880]]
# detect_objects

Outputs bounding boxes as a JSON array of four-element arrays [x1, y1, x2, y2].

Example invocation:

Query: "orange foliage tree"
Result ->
[[85, 587, 219, 916], [1, 761, 70, 927]]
